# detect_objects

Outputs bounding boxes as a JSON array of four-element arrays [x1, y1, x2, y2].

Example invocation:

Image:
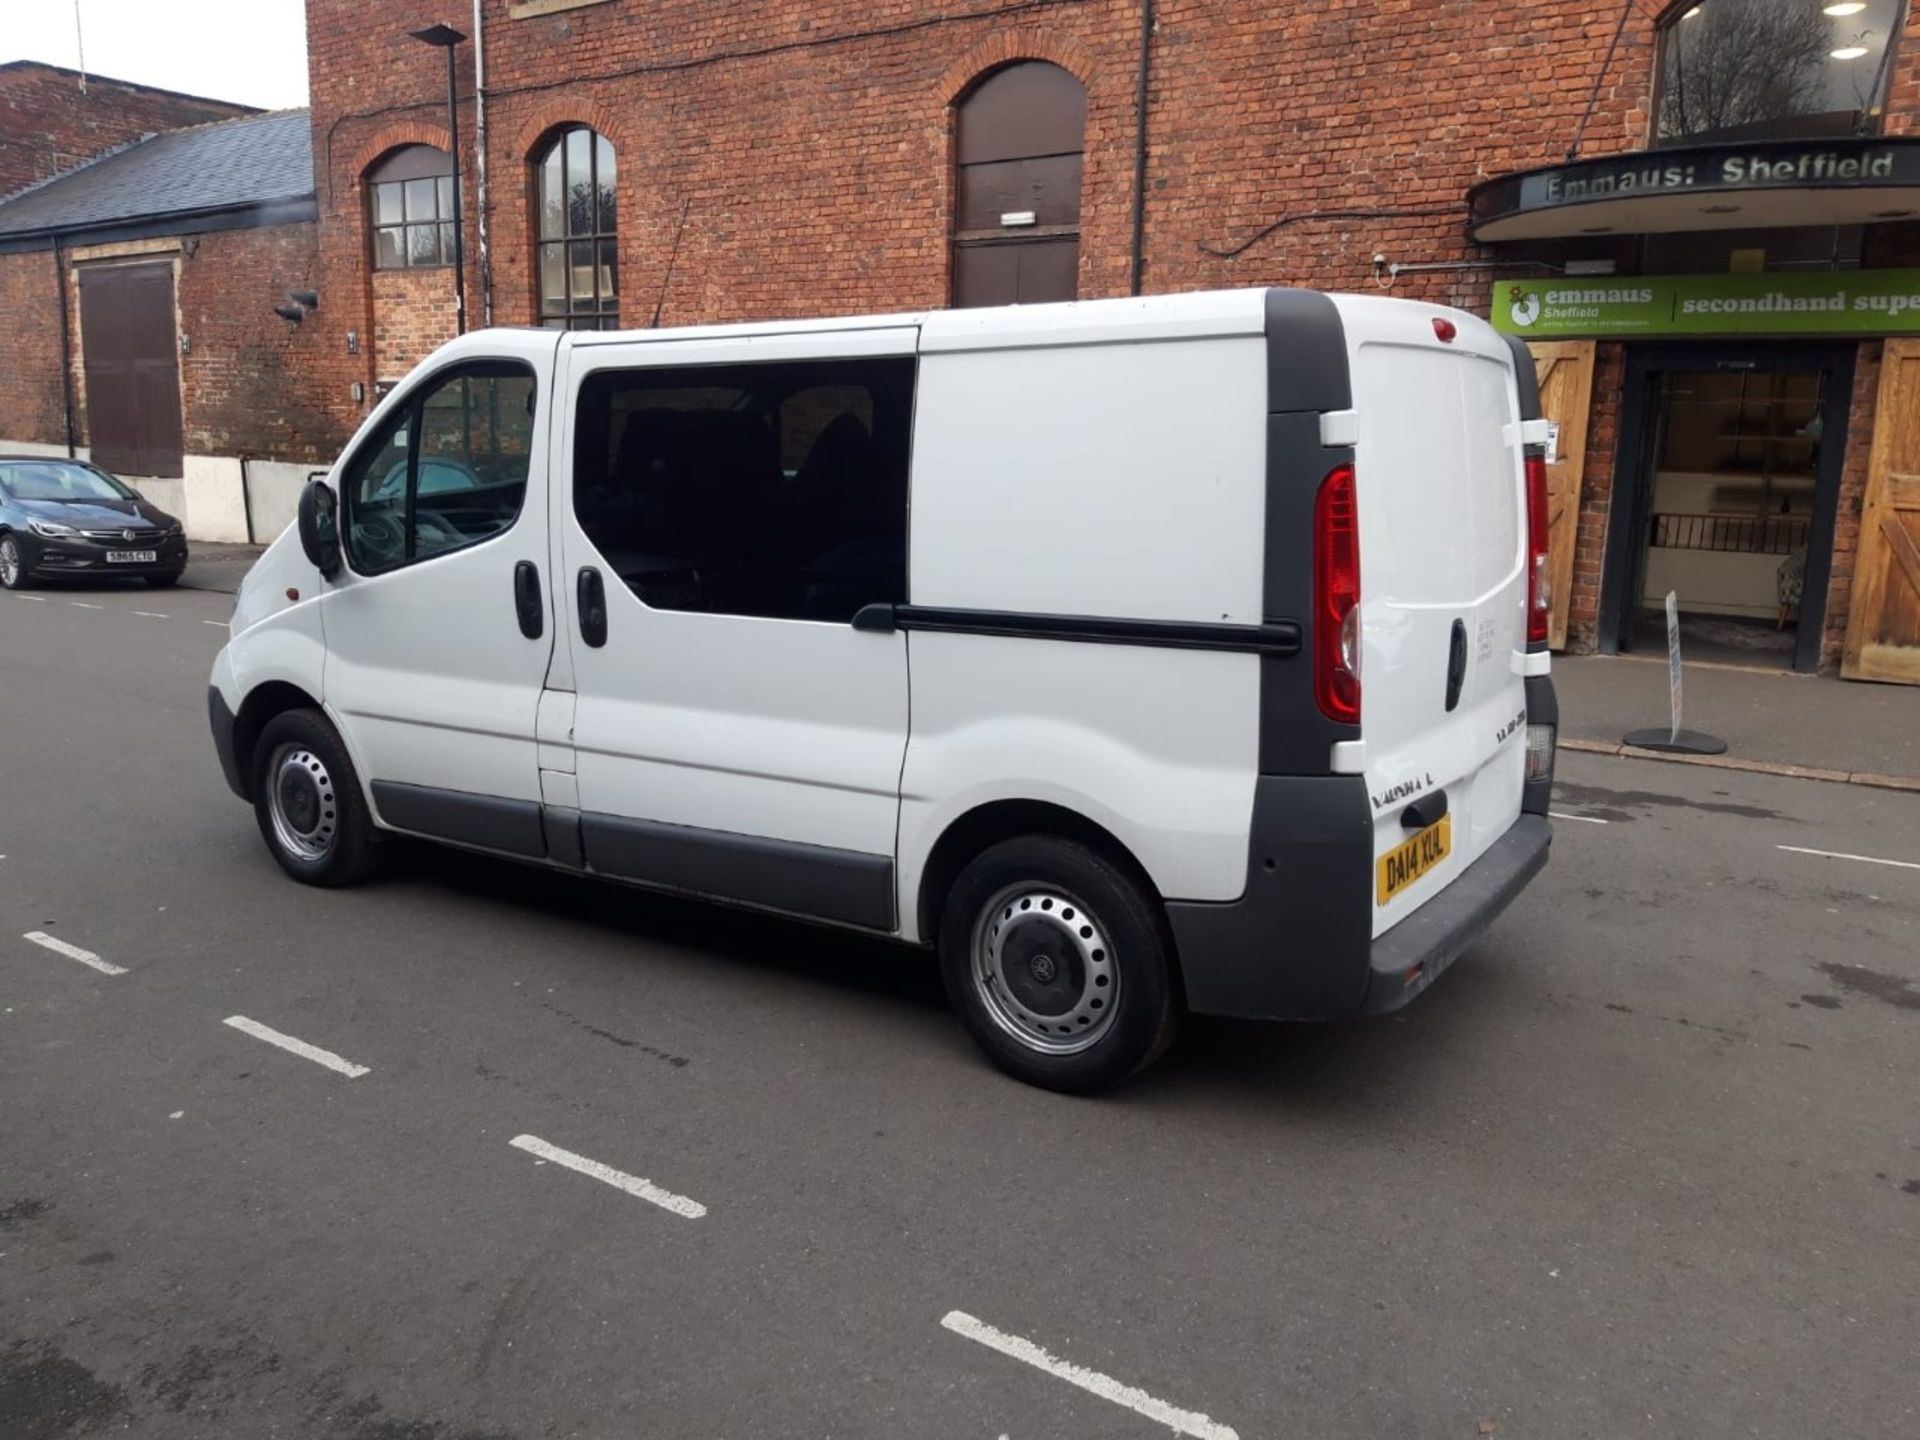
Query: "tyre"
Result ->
[[251, 708, 380, 887], [0, 535, 30, 590], [144, 572, 181, 588], [938, 834, 1178, 1094]]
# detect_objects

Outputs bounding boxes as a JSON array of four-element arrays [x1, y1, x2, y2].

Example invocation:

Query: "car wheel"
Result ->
[[0, 535, 30, 590], [251, 709, 380, 887], [144, 573, 181, 588], [938, 835, 1178, 1094]]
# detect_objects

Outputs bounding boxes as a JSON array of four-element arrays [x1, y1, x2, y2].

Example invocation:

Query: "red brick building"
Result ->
[[0, 104, 323, 542], [13, 4, 1920, 680], [0, 61, 255, 197]]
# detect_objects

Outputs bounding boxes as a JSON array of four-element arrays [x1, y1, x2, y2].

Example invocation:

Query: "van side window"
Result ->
[[342, 362, 538, 574], [572, 358, 913, 622]]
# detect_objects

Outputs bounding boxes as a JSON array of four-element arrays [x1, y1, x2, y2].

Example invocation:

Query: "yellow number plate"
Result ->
[[1377, 816, 1451, 906]]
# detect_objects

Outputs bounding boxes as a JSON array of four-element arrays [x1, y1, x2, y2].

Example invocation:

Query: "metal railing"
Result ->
[[1650, 513, 1810, 556]]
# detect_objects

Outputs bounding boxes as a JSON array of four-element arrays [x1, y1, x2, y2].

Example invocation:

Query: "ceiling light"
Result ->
[[1824, 3, 1867, 16], [1832, 44, 1870, 58]]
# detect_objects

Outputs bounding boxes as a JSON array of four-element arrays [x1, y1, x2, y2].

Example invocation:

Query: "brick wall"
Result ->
[[301, 0, 1681, 441], [0, 247, 71, 446], [0, 62, 254, 199], [372, 267, 460, 381], [0, 223, 334, 464], [177, 223, 335, 462]]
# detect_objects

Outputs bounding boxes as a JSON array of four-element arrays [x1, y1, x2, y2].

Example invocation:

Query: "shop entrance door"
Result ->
[[1603, 344, 1853, 675]]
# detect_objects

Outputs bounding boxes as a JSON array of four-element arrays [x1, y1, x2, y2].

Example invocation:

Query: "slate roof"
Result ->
[[0, 110, 313, 240]]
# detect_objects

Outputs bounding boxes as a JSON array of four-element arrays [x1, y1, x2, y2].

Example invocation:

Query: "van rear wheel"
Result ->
[[251, 709, 379, 887], [939, 835, 1177, 1093]]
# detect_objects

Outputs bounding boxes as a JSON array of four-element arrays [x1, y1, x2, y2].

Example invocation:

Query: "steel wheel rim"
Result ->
[[266, 743, 338, 863], [0, 539, 18, 586], [972, 883, 1119, 1055]]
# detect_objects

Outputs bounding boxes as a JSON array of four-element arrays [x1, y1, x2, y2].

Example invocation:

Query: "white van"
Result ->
[[209, 289, 1555, 1092]]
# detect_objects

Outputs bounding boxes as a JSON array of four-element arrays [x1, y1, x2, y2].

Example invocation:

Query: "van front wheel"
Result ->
[[251, 709, 379, 887], [939, 836, 1177, 1093]]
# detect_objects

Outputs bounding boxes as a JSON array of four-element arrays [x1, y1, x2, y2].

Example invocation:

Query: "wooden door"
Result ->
[[1842, 337, 1920, 683], [952, 62, 1085, 307], [1527, 340, 1596, 650], [78, 261, 184, 478]]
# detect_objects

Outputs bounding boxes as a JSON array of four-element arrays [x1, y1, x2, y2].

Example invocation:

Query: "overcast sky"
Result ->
[[2, 0, 309, 110]]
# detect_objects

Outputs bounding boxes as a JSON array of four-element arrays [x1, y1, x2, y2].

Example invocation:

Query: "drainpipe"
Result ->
[[1129, 0, 1154, 296], [472, 0, 494, 327], [53, 237, 77, 457], [238, 453, 256, 545]]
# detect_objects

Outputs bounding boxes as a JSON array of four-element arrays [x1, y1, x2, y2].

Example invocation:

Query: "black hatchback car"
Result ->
[[0, 456, 188, 589]]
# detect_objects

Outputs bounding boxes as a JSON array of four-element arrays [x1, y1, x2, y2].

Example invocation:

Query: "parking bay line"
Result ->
[[1551, 811, 1611, 825], [222, 1015, 370, 1078], [134, 610, 169, 619], [1777, 844, 1920, 873], [202, 620, 228, 628], [940, 1310, 1239, 1440], [69, 601, 103, 610], [508, 1134, 706, 1219], [21, 932, 127, 977]]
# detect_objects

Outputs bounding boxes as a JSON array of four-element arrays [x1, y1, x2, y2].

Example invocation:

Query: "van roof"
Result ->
[[554, 288, 1275, 353]]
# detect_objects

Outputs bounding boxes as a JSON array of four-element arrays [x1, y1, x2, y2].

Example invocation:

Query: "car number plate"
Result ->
[[1377, 816, 1451, 906], [106, 550, 158, 563]]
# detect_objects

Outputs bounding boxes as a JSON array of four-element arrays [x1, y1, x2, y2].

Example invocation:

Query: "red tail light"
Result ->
[[1314, 464, 1361, 725], [1525, 452, 1551, 646]]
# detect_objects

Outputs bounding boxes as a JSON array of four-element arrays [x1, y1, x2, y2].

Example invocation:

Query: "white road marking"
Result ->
[[14, 594, 45, 602], [508, 1134, 706, 1219], [134, 610, 169, 619], [69, 601, 103, 610], [1550, 811, 1610, 825], [940, 1311, 1238, 1440], [1778, 844, 1920, 873], [202, 620, 227, 628], [222, 1015, 370, 1078], [21, 931, 127, 976]]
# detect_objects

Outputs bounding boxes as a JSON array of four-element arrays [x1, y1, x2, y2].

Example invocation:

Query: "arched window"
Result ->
[[952, 61, 1086, 308], [368, 145, 455, 269], [534, 125, 619, 329], [1656, 0, 1898, 145]]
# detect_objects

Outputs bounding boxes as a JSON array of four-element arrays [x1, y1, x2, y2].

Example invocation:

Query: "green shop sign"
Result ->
[[1492, 270, 1920, 339]]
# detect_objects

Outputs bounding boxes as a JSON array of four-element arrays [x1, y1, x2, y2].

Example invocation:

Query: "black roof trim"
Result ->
[[0, 197, 317, 255]]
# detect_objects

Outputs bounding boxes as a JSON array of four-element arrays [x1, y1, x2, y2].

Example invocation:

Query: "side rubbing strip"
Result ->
[[371, 781, 548, 858], [580, 812, 895, 931], [891, 606, 1301, 657]]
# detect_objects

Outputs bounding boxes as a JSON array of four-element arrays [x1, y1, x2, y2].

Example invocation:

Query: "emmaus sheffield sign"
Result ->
[[1492, 270, 1920, 340]]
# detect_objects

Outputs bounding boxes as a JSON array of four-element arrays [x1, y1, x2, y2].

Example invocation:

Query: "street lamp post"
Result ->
[[409, 23, 469, 335]]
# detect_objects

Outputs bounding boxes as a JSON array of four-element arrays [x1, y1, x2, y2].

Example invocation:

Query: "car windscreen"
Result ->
[[0, 461, 138, 503]]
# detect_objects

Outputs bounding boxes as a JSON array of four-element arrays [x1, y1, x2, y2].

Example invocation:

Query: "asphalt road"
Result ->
[[3, 579, 1918, 1440]]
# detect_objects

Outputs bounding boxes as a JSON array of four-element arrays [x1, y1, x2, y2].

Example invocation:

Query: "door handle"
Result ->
[[576, 565, 608, 648], [514, 560, 544, 640]]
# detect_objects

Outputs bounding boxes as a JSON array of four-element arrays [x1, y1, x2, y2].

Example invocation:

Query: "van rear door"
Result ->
[[1330, 296, 1530, 939]]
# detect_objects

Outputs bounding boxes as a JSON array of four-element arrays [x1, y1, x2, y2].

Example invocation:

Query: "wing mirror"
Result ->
[[297, 478, 343, 580]]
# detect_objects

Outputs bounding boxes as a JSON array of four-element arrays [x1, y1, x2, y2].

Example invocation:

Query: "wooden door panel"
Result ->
[[1527, 340, 1595, 650], [78, 261, 183, 479], [1843, 338, 1920, 682]]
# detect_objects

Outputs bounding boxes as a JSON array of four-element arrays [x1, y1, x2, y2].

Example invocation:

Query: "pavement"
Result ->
[[4, 580, 1920, 1439], [177, 541, 266, 596], [1554, 652, 1920, 784]]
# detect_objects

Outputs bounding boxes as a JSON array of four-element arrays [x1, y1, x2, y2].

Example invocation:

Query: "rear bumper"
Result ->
[[1165, 776, 1550, 1022], [1357, 815, 1550, 1015]]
